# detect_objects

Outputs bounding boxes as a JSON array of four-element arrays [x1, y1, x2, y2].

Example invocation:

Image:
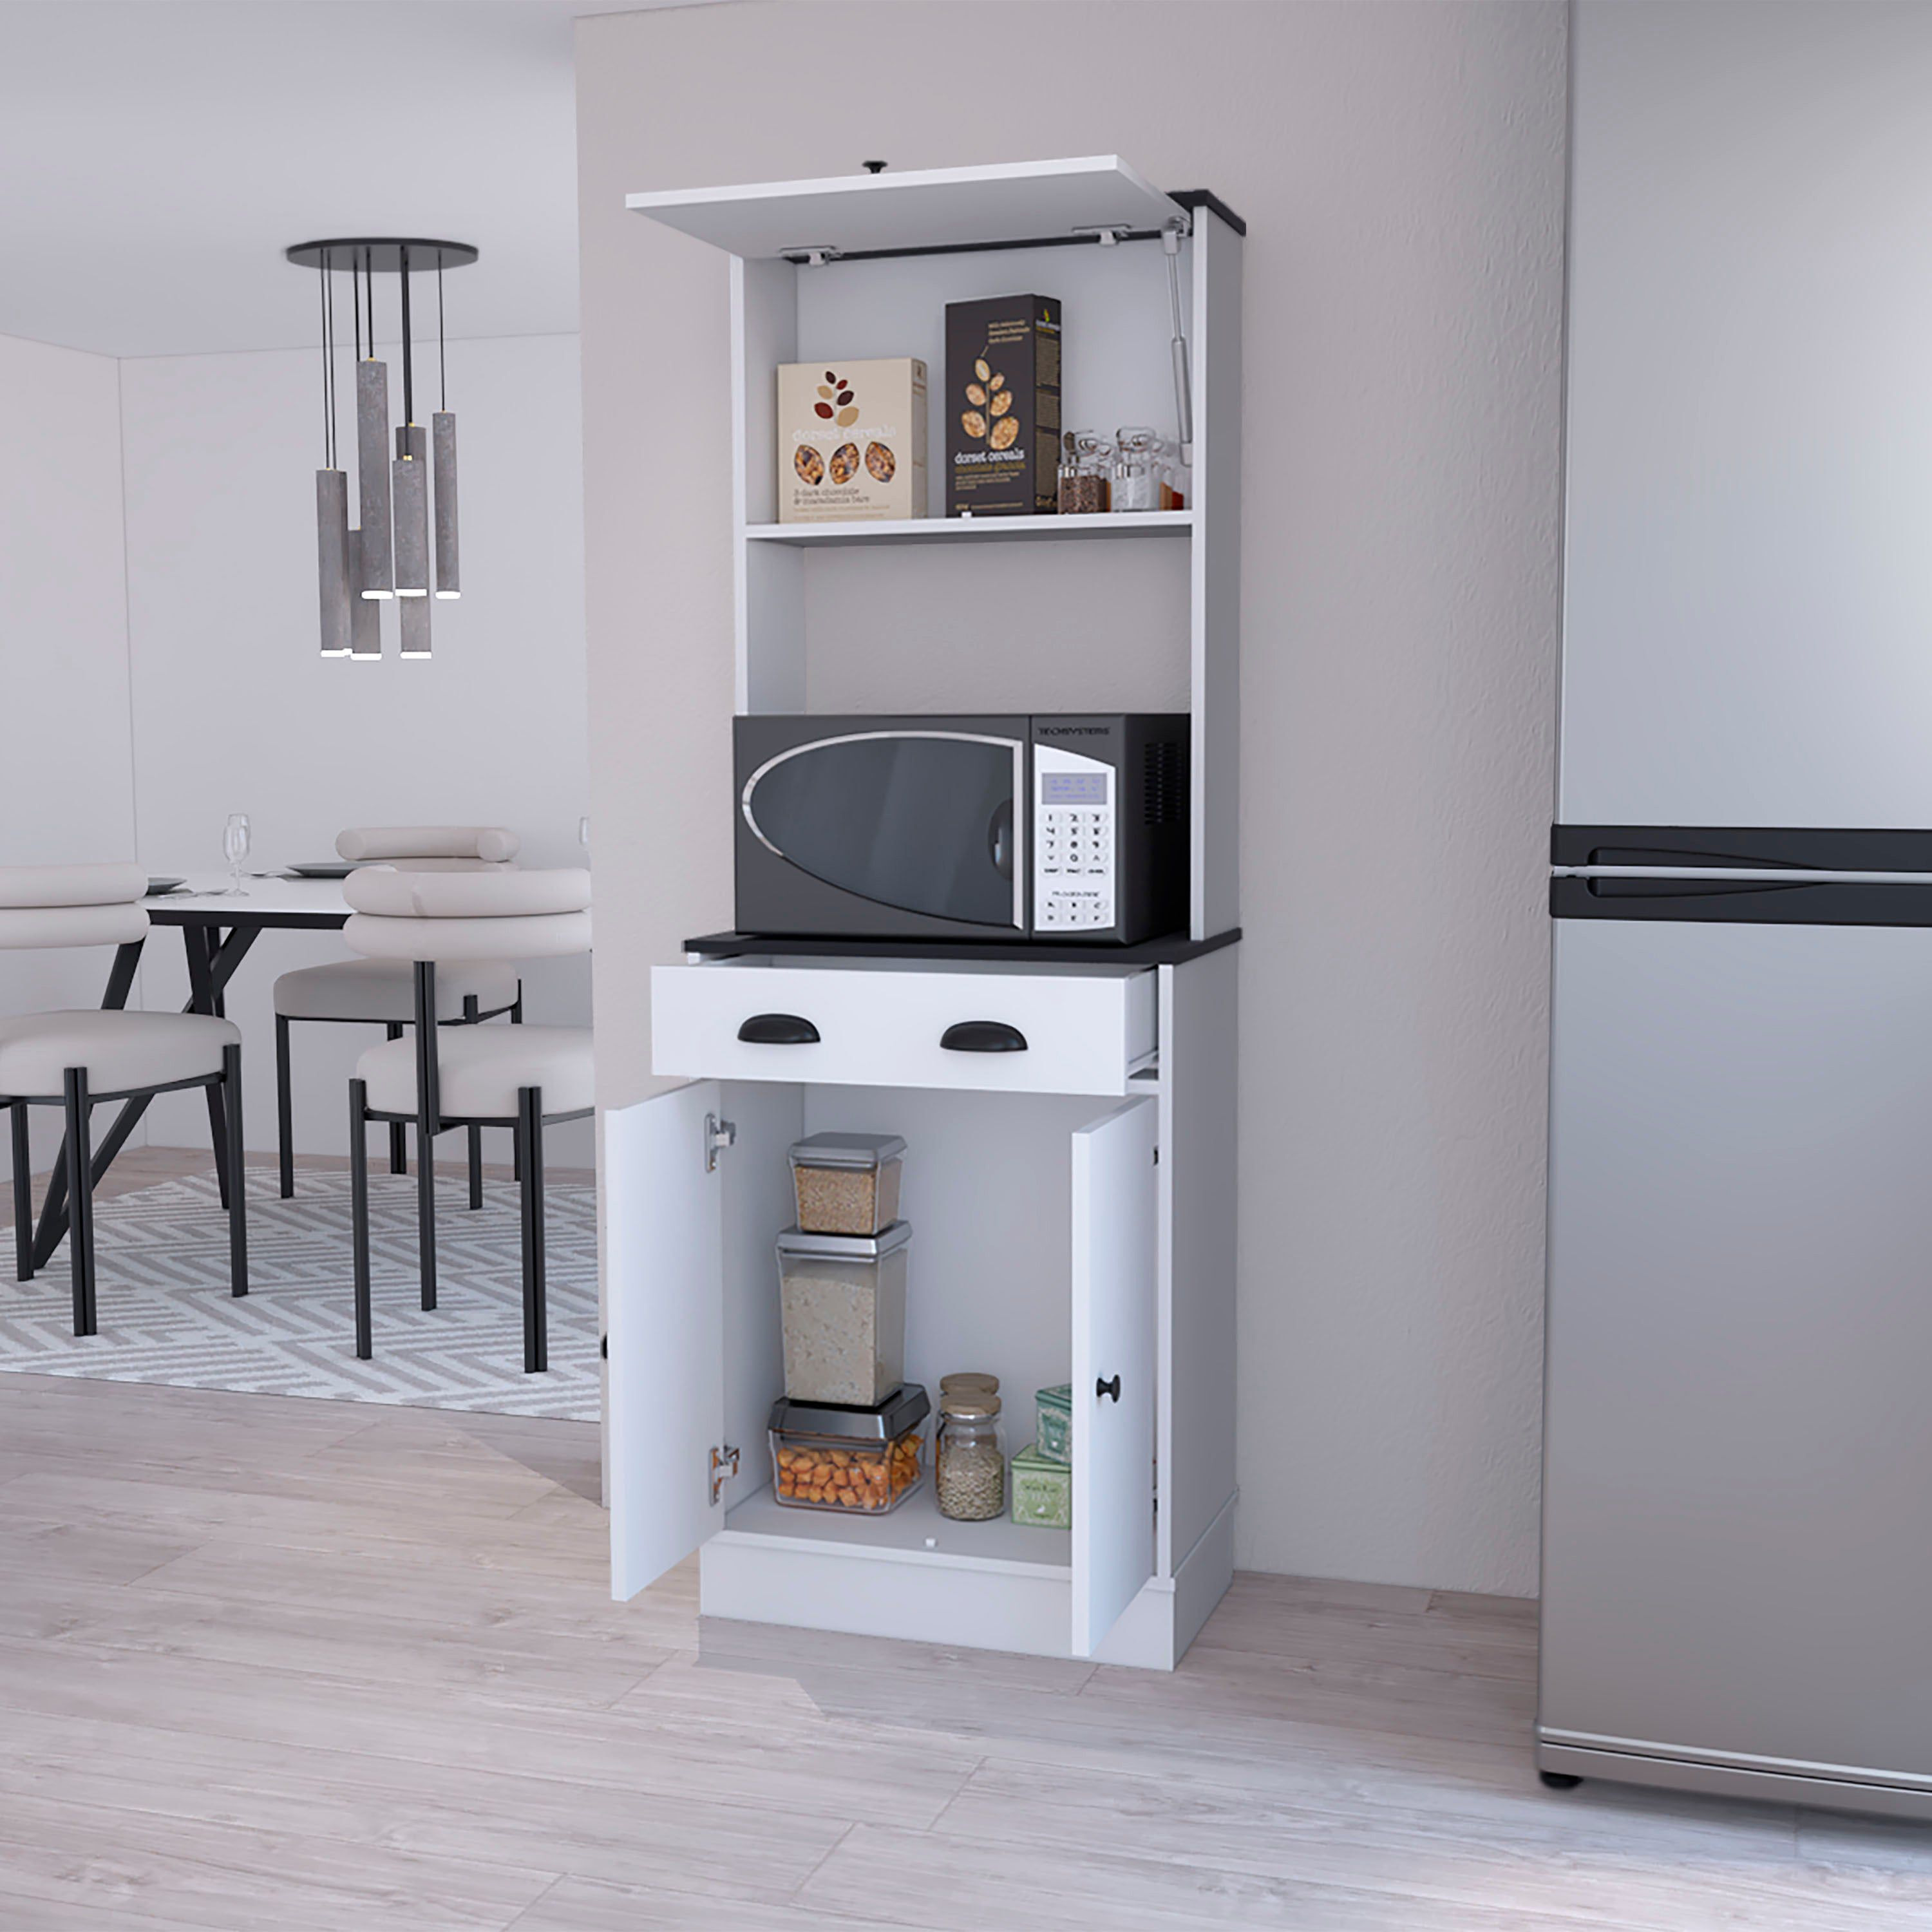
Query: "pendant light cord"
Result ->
[[438, 256, 446, 413], [318, 250, 333, 468]]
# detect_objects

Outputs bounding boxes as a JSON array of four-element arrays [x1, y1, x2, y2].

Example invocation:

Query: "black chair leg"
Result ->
[[62, 1069, 95, 1337], [416, 1118, 438, 1311], [223, 1045, 248, 1296], [516, 1086, 547, 1373], [11, 1102, 32, 1283], [350, 1079, 372, 1359], [275, 1015, 294, 1198], [510, 989, 524, 1183], [462, 996, 484, 1209], [205, 1083, 231, 1211], [386, 1023, 408, 1175]]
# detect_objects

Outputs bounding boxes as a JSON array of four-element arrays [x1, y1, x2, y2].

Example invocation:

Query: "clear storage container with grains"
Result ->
[[935, 1389, 1006, 1521], [788, 1133, 907, 1236], [775, 1220, 909, 1407], [768, 1386, 929, 1516]]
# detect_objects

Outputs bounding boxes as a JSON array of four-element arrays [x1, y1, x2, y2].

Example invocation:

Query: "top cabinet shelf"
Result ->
[[626, 156, 1188, 260]]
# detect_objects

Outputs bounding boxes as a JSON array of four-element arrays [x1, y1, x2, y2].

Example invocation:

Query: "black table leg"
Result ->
[[10, 1103, 30, 1283], [184, 927, 231, 1209]]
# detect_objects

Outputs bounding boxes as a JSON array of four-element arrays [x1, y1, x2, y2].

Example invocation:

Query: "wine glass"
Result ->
[[220, 813, 251, 896]]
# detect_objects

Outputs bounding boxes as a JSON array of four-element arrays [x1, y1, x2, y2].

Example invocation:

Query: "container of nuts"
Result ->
[[788, 1133, 906, 1236], [935, 1388, 1006, 1521], [768, 1385, 929, 1516]]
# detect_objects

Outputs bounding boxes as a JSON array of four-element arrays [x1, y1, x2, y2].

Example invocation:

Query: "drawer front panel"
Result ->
[[652, 963, 1153, 1095]]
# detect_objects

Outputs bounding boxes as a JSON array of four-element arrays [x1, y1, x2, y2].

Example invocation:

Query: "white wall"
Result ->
[[0, 330, 138, 1169], [117, 332, 592, 1166], [576, 0, 1567, 1596]]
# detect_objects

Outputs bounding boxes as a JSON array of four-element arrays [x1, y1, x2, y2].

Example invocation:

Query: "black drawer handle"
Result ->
[[1096, 1375, 1121, 1403], [737, 1012, 820, 1045], [940, 1020, 1028, 1054]]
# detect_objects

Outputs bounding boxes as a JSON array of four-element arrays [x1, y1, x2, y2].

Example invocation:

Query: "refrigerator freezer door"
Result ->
[[1542, 916, 1932, 1792], [1560, 3, 1932, 829]]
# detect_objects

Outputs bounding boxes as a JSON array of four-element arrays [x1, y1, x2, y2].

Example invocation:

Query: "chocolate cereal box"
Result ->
[[945, 294, 1061, 517], [777, 359, 927, 523]]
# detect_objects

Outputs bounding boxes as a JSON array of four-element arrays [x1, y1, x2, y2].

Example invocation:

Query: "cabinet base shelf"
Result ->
[[697, 1485, 1237, 1669], [719, 1483, 1070, 1576]]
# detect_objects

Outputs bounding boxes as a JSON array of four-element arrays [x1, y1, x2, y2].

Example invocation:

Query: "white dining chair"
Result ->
[[341, 867, 591, 1373], [273, 826, 523, 1202], [1, 863, 247, 1334]]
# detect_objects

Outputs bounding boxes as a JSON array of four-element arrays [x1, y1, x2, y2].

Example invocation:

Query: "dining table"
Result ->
[[26, 875, 354, 1272]]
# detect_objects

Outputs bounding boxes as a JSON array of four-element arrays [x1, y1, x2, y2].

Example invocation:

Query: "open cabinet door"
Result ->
[[606, 1081, 725, 1600], [1070, 1096, 1159, 1658]]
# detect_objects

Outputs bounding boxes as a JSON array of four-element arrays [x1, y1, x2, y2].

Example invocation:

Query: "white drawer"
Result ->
[[652, 960, 1157, 1097]]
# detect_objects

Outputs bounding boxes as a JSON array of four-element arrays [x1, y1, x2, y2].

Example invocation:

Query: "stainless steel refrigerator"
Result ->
[[1541, 1, 1932, 1818]]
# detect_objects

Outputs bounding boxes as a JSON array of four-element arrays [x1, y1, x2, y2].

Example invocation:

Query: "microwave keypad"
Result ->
[[1034, 748, 1116, 931]]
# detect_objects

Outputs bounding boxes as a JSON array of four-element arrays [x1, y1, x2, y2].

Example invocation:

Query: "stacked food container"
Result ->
[[768, 1134, 929, 1515]]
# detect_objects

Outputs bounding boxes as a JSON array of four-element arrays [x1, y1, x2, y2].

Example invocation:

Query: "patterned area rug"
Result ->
[[0, 1170, 598, 1420]]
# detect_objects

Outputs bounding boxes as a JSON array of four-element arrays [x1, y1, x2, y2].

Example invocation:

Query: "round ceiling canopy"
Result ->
[[285, 237, 478, 273]]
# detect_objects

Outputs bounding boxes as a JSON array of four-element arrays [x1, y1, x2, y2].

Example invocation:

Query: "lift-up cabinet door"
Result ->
[[606, 1082, 726, 1600], [1072, 1095, 1159, 1658]]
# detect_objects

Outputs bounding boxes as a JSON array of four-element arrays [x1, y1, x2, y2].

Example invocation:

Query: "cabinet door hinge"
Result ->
[[709, 1443, 740, 1505], [704, 1112, 737, 1173]]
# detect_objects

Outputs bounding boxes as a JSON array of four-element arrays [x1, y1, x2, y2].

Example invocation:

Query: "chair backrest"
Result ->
[[342, 867, 591, 963], [0, 864, 149, 951], [336, 826, 519, 872]]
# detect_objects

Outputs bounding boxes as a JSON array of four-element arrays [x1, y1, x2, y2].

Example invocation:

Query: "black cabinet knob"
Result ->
[[737, 1012, 820, 1045], [940, 1020, 1028, 1054], [1096, 1374, 1121, 1403]]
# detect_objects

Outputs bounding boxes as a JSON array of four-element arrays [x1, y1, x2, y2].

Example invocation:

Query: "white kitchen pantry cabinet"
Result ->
[[605, 158, 1243, 1668], [607, 947, 1236, 1666]]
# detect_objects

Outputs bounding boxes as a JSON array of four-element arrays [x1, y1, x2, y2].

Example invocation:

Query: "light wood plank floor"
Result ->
[[1, 1162, 1928, 1927]]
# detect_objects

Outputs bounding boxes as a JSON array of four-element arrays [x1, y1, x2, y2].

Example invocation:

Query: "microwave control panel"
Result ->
[[1033, 744, 1115, 931]]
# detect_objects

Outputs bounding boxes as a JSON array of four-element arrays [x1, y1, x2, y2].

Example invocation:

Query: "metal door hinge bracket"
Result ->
[[704, 1112, 737, 1172], [710, 1443, 740, 1504]]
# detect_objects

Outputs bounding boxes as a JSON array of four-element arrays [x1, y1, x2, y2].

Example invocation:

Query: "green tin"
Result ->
[[1010, 1442, 1072, 1530], [1034, 1383, 1072, 1465]]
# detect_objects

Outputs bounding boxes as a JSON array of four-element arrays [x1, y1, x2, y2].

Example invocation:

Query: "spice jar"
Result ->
[[934, 1390, 1006, 1521], [1112, 426, 1160, 513], [1056, 430, 1112, 515], [1157, 437, 1189, 512]]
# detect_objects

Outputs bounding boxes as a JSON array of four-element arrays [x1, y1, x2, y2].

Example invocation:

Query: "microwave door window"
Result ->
[[745, 734, 1020, 927]]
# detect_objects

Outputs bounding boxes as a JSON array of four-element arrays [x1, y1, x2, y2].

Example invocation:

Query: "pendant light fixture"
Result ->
[[287, 236, 477, 659]]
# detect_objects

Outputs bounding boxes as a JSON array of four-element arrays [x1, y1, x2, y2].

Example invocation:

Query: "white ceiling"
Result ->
[[0, 0, 687, 359]]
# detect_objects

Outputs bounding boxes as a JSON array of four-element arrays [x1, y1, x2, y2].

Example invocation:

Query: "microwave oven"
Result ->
[[734, 714, 1189, 945]]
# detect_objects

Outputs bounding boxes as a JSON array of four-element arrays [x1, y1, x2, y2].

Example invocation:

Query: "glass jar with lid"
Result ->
[[934, 1389, 1006, 1520], [1056, 431, 1113, 515], [1112, 426, 1160, 513]]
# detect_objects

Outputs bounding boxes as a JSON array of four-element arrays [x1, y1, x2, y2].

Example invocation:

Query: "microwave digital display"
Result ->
[[1041, 772, 1109, 804]]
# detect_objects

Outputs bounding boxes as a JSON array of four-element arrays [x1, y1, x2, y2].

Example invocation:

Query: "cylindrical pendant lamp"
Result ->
[[288, 237, 477, 658], [356, 358, 394, 598], [393, 421, 429, 597], [433, 412, 460, 598], [346, 530, 382, 657], [316, 469, 350, 656]]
